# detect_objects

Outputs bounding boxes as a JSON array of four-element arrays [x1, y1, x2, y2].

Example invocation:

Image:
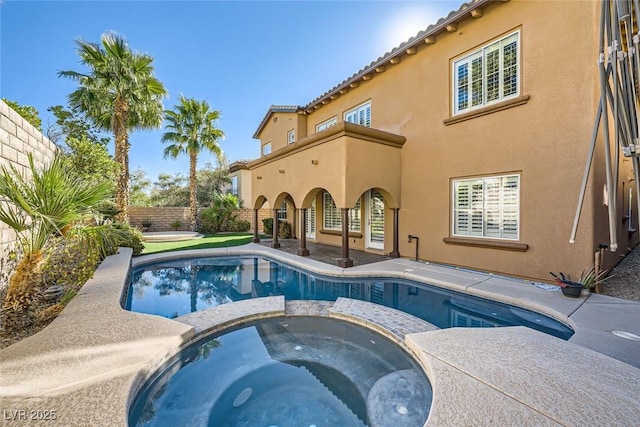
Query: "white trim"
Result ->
[[344, 100, 371, 127], [451, 173, 520, 240], [316, 117, 337, 132]]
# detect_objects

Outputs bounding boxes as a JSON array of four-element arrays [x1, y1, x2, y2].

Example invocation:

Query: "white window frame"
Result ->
[[322, 192, 361, 232], [452, 174, 520, 240], [262, 142, 271, 156], [230, 175, 238, 196], [316, 117, 337, 132], [344, 100, 371, 127], [277, 201, 287, 221], [287, 129, 295, 144], [452, 31, 520, 115]]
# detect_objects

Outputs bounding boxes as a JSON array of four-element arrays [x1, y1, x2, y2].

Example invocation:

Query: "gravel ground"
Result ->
[[601, 247, 640, 302]]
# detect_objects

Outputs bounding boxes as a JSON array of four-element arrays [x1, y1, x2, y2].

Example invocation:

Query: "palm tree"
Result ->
[[162, 96, 224, 231], [0, 154, 117, 332], [58, 31, 167, 223]]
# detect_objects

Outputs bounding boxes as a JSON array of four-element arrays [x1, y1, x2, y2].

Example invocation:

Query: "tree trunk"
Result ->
[[1, 253, 44, 334], [189, 151, 198, 231], [114, 96, 130, 224]]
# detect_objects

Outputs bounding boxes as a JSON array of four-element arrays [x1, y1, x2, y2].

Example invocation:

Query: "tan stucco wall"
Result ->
[[258, 111, 304, 154], [250, 0, 634, 281]]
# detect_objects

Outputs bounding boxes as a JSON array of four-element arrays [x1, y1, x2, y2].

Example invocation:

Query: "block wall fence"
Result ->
[[0, 100, 57, 292], [129, 207, 271, 233]]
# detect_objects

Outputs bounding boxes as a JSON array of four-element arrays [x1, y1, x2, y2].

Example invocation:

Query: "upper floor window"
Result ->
[[344, 101, 371, 127], [316, 117, 337, 132], [287, 129, 295, 144], [323, 192, 361, 232], [230, 175, 238, 196], [452, 174, 520, 240], [262, 142, 271, 156], [453, 32, 519, 115]]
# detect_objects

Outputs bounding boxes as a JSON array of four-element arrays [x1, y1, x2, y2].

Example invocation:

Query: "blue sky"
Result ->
[[1, 0, 460, 181]]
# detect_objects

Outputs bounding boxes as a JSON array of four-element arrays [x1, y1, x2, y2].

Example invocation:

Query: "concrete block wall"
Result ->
[[129, 206, 270, 233], [0, 99, 57, 292]]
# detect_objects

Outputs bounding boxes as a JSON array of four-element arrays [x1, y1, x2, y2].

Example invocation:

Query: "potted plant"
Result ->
[[141, 218, 152, 232], [550, 267, 609, 298], [171, 220, 182, 231]]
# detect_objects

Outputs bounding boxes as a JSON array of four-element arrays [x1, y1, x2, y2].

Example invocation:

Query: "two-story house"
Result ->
[[231, 0, 637, 282]]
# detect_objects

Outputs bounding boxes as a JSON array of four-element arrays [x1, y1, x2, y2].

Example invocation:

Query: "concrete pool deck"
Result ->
[[0, 244, 639, 425]]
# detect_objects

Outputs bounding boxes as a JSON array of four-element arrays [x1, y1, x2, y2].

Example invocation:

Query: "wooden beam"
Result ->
[[425, 36, 436, 44], [406, 47, 417, 55], [375, 66, 386, 73], [362, 74, 373, 81], [471, 8, 483, 18], [390, 57, 401, 64], [350, 82, 359, 88], [446, 23, 458, 32]]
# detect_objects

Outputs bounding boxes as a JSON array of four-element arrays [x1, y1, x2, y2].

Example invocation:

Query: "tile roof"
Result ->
[[253, 105, 302, 139]]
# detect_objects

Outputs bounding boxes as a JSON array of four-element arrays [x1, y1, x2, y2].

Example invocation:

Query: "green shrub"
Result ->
[[199, 207, 220, 234], [229, 219, 251, 232], [279, 221, 292, 239], [262, 218, 273, 236], [108, 223, 145, 256]]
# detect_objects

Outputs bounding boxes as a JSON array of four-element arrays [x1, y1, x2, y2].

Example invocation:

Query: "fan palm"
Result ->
[[58, 31, 167, 223], [0, 154, 117, 332], [162, 96, 225, 230]]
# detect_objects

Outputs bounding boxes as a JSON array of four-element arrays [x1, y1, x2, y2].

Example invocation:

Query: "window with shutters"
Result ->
[[453, 32, 519, 115], [316, 117, 337, 132], [452, 174, 519, 240], [344, 101, 371, 127], [323, 192, 361, 232]]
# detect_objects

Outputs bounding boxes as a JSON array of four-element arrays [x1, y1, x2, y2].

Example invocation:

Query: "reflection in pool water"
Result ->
[[127, 257, 573, 340]]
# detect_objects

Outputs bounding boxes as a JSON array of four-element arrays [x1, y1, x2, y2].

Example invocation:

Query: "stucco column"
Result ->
[[271, 209, 280, 248], [252, 209, 260, 243], [390, 208, 400, 258], [338, 208, 353, 268], [298, 209, 310, 256]]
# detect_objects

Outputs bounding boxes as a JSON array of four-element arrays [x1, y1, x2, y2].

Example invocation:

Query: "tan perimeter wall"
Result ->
[[129, 207, 270, 233], [0, 100, 57, 292]]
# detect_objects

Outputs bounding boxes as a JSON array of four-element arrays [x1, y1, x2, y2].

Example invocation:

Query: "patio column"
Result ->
[[252, 209, 260, 243], [390, 208, 400, 258], [338, 208, 353, 268], [298, 208, 310, 256], [271, 209, 280, 248]]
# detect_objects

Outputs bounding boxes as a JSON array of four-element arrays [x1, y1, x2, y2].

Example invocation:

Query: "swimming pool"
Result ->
[[128, 317, 432, 427], [126, 256, 573, 340]]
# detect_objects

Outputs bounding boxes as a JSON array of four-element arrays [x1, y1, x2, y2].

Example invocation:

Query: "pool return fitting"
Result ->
[[408, 234, 419, 262]]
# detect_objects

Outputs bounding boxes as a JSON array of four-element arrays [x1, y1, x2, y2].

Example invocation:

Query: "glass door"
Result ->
[[366, 190, 384, 250]]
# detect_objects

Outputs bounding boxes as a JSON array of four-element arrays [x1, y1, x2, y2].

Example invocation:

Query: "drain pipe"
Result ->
[[408, 235, 419, 262]]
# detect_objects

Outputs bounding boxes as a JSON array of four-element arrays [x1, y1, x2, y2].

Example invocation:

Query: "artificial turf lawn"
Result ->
[[141, 233, 257, 255]]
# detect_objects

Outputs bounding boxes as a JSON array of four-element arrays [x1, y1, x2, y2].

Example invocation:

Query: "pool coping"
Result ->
[[1, 244, 639, 426]]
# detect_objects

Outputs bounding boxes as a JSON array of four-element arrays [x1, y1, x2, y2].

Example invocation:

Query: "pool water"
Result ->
[[127, 257, 573, 340], [129, 317, 432, 427]]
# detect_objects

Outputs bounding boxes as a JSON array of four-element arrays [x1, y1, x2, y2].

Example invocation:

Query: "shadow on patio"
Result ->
[[258, 238, 390, 266]]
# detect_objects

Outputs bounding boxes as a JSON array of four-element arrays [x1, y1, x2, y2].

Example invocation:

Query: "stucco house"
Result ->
[[230, 0, 637, 282]]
